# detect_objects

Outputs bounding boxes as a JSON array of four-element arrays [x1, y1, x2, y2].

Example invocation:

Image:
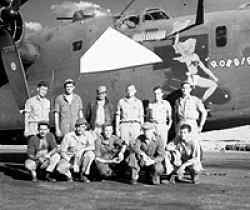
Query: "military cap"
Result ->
[[97, 85, 107, 94], [64, 78, 75, 86], [38, 121, 50, 128], [75, 118, 88, 126]]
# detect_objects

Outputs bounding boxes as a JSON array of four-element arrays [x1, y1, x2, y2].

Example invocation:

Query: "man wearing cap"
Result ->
[[146, 86, 172, 148], [24, 81, 50, 138], [25, 121, 60, 182], [116, 85, 144, 145], [175, 82, 207, 137], [85, 85, 114, 135], [54, 79, 84, 138], [57, 118, 95, 182], [95, 124, 126, 180], [126, 122, 165, 185]]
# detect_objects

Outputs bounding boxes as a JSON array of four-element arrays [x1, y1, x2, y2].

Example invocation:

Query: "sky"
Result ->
[[20, 0, 249, 31]]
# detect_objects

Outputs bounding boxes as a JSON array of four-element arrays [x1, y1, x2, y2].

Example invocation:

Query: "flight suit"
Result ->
[[54, 94, 83, 136]]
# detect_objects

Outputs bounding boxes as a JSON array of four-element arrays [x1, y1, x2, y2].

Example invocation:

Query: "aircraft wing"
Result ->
[[80, 27, 162, 73]]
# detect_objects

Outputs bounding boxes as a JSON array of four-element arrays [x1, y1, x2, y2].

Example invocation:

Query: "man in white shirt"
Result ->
[[57, 118, 95, 182], [147, 86, 172, 147], [116, 85, 144, 145], [24, 81, 50, 137]]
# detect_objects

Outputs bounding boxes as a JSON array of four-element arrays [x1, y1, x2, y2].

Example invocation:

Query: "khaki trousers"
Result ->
[[120, 122, 141, 145], [25, 153, 61, 173]]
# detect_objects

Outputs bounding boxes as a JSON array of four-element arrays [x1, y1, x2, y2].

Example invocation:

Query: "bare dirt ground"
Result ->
[[0, 151, 250, 210]]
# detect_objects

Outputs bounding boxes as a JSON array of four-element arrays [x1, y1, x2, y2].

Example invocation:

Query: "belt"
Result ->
[[150, 120, 166, 124], [179, 118, 198, 121], [120, 120, 140, 124]]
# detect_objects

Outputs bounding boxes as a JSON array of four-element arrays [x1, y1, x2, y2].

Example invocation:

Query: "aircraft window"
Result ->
[[216, 26, 227, 47], [144, 14, 153, 21], [127, 16, 140, 25], [150, 12, 169, 20], [72, 40, 83, 51]]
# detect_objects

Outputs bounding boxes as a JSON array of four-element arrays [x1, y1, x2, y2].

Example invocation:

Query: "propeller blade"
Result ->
[[5, 0, 29, 11], [0, 29, 30, 110]]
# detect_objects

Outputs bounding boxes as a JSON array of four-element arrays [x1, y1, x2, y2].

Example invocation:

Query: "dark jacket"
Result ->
[[85, 98, 114, 129], [27, 133, 57, 158]]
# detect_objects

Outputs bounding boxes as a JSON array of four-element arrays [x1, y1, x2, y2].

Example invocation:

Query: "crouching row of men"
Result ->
[[25, 118, 202, 184]]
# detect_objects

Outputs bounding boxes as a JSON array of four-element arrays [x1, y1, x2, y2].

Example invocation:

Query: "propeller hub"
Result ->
[[1, 8, 18, 21]]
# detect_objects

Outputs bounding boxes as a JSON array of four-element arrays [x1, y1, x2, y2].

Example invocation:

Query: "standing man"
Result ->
[[126, 122, 165, 185], [25, 121, 60, 182], [57, 118, 95, 183], [174, 81, 207, 137], [147, 86, 172, 147], [54, 79, 84, 138], [24, 81, 50, 138], [116, 85, 144, 145], [85, 85, 114, 135], [95, 124, 126, 180]]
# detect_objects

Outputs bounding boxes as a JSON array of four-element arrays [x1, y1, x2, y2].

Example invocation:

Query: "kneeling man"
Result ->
[[57, 118, 95, 182], [127, 122, 165, 185], [25, 121, 60, 182], [95, 124, 126, 180], [168, 124, 203, 184]]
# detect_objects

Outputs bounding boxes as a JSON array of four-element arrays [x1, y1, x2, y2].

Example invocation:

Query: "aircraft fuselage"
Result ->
[[1, 9, 250, 131]]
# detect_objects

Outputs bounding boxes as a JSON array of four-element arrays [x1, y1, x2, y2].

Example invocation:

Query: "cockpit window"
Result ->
[[150, 12, 169, 20], [216, 26, 227, 47], [144, 14, 153, 21], [143, 9, 170, 22]]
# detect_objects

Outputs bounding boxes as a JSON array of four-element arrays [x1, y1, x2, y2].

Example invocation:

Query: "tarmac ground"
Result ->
[[0, 151, 250, 210]]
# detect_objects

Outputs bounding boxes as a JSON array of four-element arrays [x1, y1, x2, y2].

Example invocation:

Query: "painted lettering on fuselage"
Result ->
[[209, 57, 250, 69]]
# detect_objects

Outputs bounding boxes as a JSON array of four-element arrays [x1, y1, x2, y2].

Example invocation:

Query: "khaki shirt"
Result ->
[[116, 97, 144, 124], [54, 94, 83, 135], [147, 100, 172, 124], [175, 95, 205, 121], [60, 131, 95, 161], [24, 95, 50, 136]]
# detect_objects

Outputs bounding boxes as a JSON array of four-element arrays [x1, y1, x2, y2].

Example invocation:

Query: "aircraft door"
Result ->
[[0, 30, 30, 110]]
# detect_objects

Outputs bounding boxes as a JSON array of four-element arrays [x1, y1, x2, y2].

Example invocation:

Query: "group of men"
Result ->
[[24, 78, 207, 185]]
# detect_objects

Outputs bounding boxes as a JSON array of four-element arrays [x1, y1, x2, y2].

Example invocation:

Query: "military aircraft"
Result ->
[[0, 0, 250, 144]]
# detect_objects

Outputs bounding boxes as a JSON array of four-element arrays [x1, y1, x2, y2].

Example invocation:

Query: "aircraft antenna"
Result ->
[[118, 0, 136, 17]]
